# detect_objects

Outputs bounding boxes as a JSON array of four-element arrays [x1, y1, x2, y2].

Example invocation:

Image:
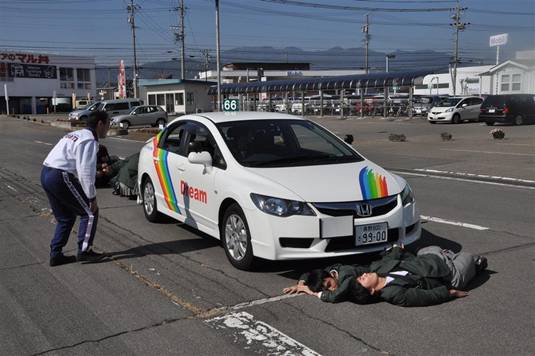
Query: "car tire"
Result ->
[[142, 177, 163, 223], [156, 118, 166, 127], [429, 121, 436, 124], [80, 115, 87, 121], [452, 114, 461, 124], [121, 120, 131, 129], [485, 121, 494, 126], [514, 115, 524, 126], [221, 203, 256, 270]]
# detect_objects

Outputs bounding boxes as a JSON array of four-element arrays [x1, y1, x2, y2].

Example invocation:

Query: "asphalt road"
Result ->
[[0, 115, 534, 356]]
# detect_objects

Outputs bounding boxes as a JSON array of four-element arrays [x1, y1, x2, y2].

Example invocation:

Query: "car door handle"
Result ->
[[177, 166, 185, 172]]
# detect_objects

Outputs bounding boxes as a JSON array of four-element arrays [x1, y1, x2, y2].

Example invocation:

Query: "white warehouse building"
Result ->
[[0, 50, 96, 114], [413, 65, 493, 97]]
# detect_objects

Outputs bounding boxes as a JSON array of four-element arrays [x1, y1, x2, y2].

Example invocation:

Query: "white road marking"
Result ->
[[6, 185, 17, 192], [420, 215, 489, 231], [206, 311, 321, 356], [441, 148, 535, 157], [392, 170, 535, 190], [414, 169, 535, 185], [33, 140, 53, 146], [229, 294, 299, 311]]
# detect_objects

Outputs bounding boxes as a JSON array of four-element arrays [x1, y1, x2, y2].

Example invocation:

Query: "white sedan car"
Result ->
[[137, 112, 421, 270]]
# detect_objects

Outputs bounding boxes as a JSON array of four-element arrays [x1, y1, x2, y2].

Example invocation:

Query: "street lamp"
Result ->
[[385, 53, 396, 73]]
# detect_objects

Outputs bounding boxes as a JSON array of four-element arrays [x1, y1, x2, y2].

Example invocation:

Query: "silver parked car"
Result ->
[[111, 105, 168, 129]]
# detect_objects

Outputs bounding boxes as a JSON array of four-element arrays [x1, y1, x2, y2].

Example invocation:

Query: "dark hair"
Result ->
[[304, 269, 331, 292], [87, 110, 108, 130], [350, 273, 380, 304]]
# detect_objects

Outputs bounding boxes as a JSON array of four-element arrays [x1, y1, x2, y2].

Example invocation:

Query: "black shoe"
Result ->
[[50, 254, 77, 267], [77, 249, 107, 263], [475, 256, 488, 272]]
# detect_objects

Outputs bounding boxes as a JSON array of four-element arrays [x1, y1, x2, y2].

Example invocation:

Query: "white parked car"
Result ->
[[427, 96, 483, 124], [137, 112, 421, 269]]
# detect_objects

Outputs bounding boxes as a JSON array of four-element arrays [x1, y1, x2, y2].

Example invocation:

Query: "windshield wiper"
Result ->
[[249, 155, 345, 167]]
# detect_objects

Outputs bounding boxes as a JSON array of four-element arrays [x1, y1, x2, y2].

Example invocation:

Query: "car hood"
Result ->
[[248, 161, 403, 202], [430, 106, 454, 113], [111, 114, 132, 121]]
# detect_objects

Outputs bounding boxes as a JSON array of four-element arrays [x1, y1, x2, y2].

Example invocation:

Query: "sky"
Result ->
[[0, 0, 533, 70]]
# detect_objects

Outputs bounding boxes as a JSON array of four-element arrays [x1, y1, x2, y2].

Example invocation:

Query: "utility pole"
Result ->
[[450, 1, 468, 96], [171, 0, 186, 80], [127, 0, 139, 98], [362, 14, 370, 74], [201, 49, 210, 83], [215, 0, 222, 111]]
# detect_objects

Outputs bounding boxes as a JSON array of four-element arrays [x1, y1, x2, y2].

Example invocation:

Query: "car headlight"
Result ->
[[400, 184, 414, 206], [250, 193, 316, 217], [445, 107, 454, 112]]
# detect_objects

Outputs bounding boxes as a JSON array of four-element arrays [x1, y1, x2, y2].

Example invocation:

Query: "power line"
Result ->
[[256, 0, 453, 12]]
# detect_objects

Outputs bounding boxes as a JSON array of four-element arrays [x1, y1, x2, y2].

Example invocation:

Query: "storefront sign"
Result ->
[[6, 63, 57, 79], [0, 52, 50, 64], [489, 33, 508, 47]]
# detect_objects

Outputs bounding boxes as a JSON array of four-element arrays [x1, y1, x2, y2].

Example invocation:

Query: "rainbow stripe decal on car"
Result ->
[[152, 133, 181, 213], [359, 166, 389, 200]]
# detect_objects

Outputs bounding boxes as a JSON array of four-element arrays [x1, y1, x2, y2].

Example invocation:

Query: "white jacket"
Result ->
[[43, 128, 98, 200]]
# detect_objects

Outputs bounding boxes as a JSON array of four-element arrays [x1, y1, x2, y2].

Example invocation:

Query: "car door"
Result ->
[[179, 121, 225, 234], [469, 98, 483, 120], [130, 106, 144, 125], [153, 121, 188, 221]]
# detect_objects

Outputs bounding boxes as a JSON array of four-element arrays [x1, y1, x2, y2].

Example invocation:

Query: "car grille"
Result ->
[[312, 195, 398, 219], [325, 228, 400, 252]]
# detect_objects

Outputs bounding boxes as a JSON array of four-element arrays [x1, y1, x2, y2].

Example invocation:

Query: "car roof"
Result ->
[[184, 111, 306, 124]]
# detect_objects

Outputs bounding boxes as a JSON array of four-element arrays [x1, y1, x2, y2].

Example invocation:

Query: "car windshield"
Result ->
[[86, 102, 102, 111], [438, 98, 462, 107], [217, 119, 363, 168], [415, 97, 433, 104]]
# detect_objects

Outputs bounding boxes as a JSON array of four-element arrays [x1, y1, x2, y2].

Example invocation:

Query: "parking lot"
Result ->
[[1, 114, 534, 355]]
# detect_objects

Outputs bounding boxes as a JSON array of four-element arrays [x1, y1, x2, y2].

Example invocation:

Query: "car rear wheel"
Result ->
[[221, 203, 255, 270], [142, 177, 163, 222], [452, 113, 461, 124], [514, 115, 524, 126], [485, 121, 494, 126]]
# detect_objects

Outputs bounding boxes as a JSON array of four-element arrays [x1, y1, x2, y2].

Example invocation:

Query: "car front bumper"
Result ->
[[428, 112, 453, 122], [244, 195, 421, 260]]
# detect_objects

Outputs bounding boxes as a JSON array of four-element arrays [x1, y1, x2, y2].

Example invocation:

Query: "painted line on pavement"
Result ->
[[420, 215, 489, 231], [206, 311, 321, 356], [440, 148, 535, 157], [413, 169, 535, 185], [392, 170, 535, 190], [34, 140, 53, 146]]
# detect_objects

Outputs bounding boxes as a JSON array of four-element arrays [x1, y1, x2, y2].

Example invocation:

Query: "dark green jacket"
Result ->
[[305, 247, 454, 307]]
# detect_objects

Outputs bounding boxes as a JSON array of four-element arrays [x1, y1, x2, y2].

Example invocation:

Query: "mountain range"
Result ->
[[96, 46, 492, 86]]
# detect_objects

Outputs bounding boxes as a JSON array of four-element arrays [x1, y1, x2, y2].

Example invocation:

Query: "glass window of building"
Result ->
[[77, 68, 91, 89], [60, 68, 74, 89]]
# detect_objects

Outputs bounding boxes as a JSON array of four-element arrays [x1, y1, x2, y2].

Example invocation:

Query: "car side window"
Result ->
[[185, 122, 226, 170], [160, 123, 186, 155]]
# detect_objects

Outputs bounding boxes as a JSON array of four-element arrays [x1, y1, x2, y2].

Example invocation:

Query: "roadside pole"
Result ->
[[340, 89, 344, 119], [215, 0, 222, 111], [4, 84, 9, 115], [319, 88, 323, 117]]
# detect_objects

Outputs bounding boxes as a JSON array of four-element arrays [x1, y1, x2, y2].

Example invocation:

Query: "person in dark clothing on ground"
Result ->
[[95, 144, 122, 187], [283, 245, 488, 307], [41, 111, 110, 266]]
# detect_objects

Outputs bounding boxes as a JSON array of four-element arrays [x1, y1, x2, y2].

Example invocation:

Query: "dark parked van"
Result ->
[[479, 94, 535, 126]]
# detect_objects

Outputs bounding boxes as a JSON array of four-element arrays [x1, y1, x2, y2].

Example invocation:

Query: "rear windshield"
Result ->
[[482, 96, 507, 108]]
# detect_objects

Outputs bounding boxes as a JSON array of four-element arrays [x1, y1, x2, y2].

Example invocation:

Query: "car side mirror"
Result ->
[[188, 151, 212, 167], [344, 134, 354, 145]]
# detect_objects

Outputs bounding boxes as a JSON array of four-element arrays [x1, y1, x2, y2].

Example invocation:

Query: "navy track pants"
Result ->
[[41, 166, 98, 257]]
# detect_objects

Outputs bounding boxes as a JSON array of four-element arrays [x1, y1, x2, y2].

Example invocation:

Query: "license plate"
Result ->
[[355, 223, 388, 246], [488, 109, 495, 113]]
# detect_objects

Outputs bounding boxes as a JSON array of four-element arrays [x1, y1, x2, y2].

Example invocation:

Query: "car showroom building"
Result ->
[[0, 50, 96, 114]]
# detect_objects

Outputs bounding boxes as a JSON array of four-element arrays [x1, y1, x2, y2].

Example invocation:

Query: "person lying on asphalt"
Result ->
[[283, 245, 487, 307]]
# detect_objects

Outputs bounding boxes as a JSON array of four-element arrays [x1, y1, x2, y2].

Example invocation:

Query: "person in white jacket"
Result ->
[[41, 111, 110, 266]]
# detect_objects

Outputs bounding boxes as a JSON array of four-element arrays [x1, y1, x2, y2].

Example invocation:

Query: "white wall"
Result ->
[[414, 66, 492, 96]]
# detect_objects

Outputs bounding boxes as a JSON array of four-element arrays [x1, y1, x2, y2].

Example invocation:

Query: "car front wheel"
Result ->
[[221, 204, 255, 270], [452, 113, 461, 124], [121, 120, 130, 129], [514, 115, 524, 126], [156, 118, 166, 127], [142, 177, 163, 222]]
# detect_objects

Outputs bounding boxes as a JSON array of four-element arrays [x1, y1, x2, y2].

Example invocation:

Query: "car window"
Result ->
[[185, 122, 226, 169], [439, 98, 461, 107], [472, 98, 483, 105], [160, 122, 186, 155], [217, 119, 363, 168], [130, 101, 141, 107], [105, 102, 130, 111]]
